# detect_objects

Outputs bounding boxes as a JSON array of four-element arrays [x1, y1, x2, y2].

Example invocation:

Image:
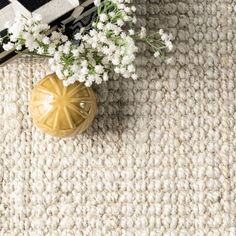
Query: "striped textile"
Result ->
[[0, 0, 96, 66]]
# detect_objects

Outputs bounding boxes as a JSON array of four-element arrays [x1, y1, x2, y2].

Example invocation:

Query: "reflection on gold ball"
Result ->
[[29, 73, 97, 137]]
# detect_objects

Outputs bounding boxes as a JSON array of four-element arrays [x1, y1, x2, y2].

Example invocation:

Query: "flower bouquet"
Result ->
[[0, 0, 173, 137]]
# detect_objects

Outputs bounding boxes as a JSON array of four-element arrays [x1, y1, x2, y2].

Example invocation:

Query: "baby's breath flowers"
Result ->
[[0, 14, 68, 56], [0, 0, 173, 87]]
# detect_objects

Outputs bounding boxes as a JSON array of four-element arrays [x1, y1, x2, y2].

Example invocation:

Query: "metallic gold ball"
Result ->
[[29, 73, 97, 137]]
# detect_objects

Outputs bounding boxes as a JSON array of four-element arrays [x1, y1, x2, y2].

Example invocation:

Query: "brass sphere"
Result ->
[[29, 73, 97, 137]]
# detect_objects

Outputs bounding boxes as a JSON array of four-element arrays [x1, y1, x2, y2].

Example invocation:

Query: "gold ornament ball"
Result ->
[[29, 73, 97, 137]]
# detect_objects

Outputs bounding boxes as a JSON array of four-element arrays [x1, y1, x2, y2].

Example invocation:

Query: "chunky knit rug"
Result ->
[[1, 0, 236, 235]]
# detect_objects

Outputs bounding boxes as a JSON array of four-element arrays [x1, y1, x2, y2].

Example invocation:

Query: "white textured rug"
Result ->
[[1, 0, 236, 235]]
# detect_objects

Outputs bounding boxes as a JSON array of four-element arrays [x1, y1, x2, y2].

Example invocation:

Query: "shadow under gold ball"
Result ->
[[29, 73, 97, 138]]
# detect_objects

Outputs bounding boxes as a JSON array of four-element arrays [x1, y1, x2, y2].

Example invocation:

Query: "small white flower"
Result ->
[[103, 72, 109, 81], [132, 16, 137, 24], [154, 51, 160, 58], [78, 76, 85, 83], [97, 22, 104, 30], [131, 6, 136, 12], [114, 67, 121, 74], [56, 71, 64, 81], [3, 42, 14, 51], [139, 27, 146, 39], [131, 74, 138, 80], [118, 3, 125, 10], [50, 31, 60, 40], [94, 0, 101, 6], [61, 35, 68, 43], [166, 41, 173, 51], [123, 15, 130, 22], [128, 64, 135, 72], [80, 27, 85, 34], [63, 69, 70, 76], [100, 13, 108, 22], [37, 47, 44, 54], [117, 19, 124, 27], [71, 63, 79, 72], [62, 41, 72, 54], [81, 66, 88, 75], [109, 12, 115, 18], [10, 34, 18, 42], [47, 46, 55, 55], [54, 52, 61, 61], [129, 29, 135, 36], [124, 7, 131, 13], [74, 33, 82, 40], [95, 65, 104, 74], [48, 58, 54, 65], [112, 57, 120, 66], [72, 48, 79, 57], [42, 37, 50, 45]]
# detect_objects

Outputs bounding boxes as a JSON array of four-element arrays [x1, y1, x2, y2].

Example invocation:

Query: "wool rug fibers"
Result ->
[[0, 0, 236, 235]]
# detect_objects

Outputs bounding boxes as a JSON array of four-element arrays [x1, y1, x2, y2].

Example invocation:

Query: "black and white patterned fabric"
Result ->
[[64, 0, 98, 40], [0, 0, 96, 66]]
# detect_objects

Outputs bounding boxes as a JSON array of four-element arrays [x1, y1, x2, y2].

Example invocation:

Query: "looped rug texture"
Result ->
[[0, 0, 236, 235]]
